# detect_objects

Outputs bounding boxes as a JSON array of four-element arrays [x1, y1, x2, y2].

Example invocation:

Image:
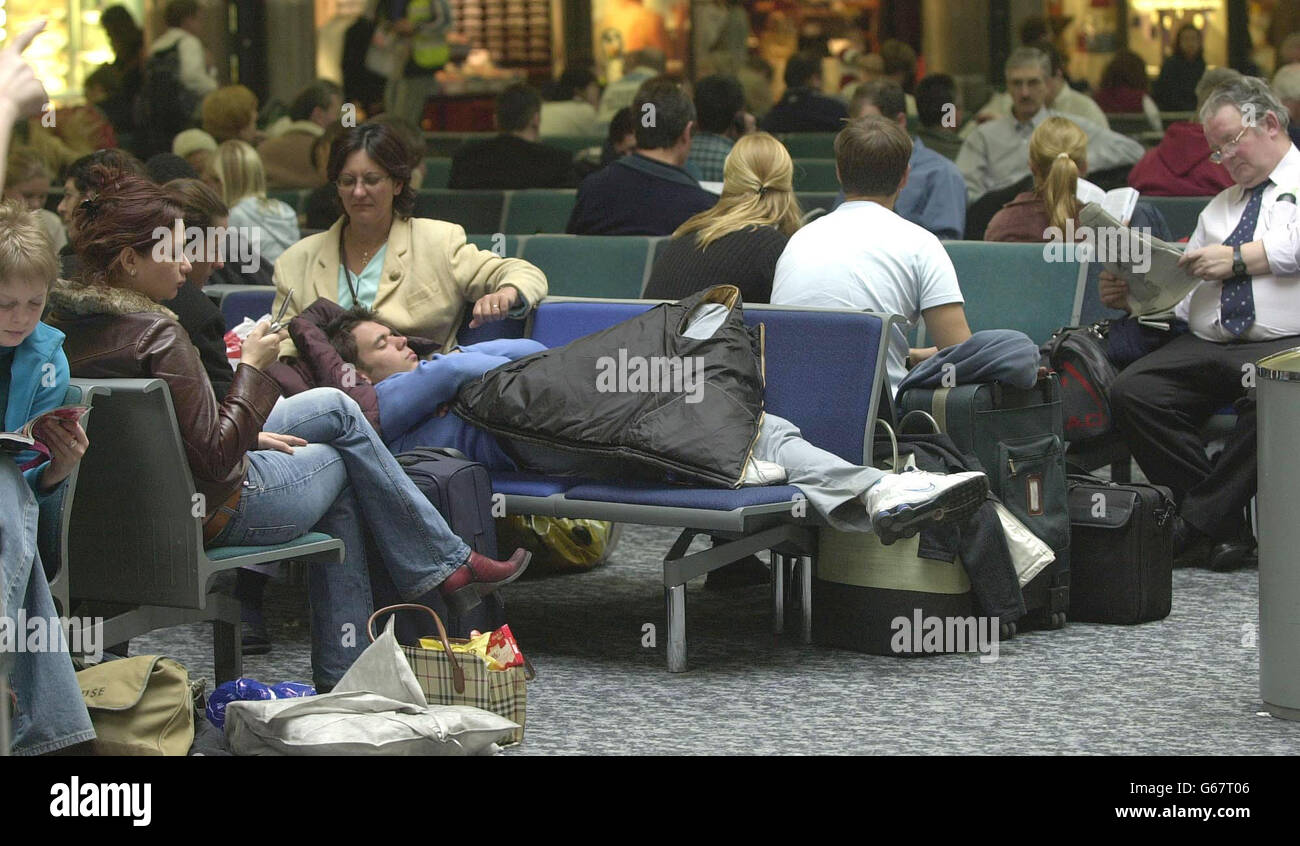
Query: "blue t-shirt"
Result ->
[[375, 338, 546, 467]]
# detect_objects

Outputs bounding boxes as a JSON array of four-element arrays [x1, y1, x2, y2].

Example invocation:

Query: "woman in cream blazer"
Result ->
[[272, 122, 547, 357]]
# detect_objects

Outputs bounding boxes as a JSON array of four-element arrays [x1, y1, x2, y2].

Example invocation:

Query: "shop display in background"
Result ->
[[1119, 0, 1228, 82], [593, 0, 690, 81], [3, 0, 144, 102], [750, 1, 881, 102], [449, 0, 552, 69]]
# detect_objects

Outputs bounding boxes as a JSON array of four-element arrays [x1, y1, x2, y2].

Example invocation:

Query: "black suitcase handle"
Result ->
[[396, 446, 471, 466]]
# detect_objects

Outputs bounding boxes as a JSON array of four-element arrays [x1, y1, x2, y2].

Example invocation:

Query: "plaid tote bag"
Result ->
[[369, 604, 529, 745]]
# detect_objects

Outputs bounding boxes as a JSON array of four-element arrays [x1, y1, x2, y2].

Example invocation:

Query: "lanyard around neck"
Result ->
[[339, 225, 366, 307]]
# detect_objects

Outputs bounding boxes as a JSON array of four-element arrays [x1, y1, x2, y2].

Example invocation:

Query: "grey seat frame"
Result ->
[[62, 378, 344, 682], [498, 299, 898, 671]]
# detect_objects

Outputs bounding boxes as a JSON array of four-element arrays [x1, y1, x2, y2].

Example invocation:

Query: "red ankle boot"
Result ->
[[438, 548, 532, 615]]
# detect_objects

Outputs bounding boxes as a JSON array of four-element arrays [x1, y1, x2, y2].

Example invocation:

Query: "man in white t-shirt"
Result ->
[[772, 115, 973, 398]]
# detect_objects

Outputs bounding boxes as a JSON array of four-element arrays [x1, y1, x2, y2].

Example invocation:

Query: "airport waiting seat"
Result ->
[[934, 241, 1086, 346], [503, 190, 578, 234], [413, 189, 505, 233], [778, 134, 837, 159], [467, 233, 522, 255], [792, 159, 841, 192], [64, 379, 343, 682], [210, 286, 276, 329], [1140, 196, 1212, 241], [422, 158, 453, 189], [520, 235, 653, 298], [486, 298, 897, 670]]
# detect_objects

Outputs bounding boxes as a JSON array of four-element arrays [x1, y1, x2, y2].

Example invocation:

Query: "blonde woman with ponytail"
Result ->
[[985, 116, 1088, 242], [644, 131, 802, 303]]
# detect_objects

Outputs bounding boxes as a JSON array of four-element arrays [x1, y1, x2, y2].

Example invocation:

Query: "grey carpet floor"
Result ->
[[133, 524, 1300, 755]]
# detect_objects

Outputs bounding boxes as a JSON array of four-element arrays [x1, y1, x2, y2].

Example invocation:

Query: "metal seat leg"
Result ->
[[771, 552, 785, 635], [666, 584, 687, 672], [800, 555, 813, 644]]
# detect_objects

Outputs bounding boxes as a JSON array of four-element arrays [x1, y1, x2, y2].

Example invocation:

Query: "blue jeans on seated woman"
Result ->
[[1, 460, 96, 755], [207, 388, 471, 688]]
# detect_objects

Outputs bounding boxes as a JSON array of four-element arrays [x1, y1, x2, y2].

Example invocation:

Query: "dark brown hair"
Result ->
[[327, 123, 416, 219], [1100, 50, 1149, 93], [324, 306, 397, 369], [71, 167, 183, 286], [163, 177, 229, 230], [164, 0, 200, 28], [834, 116, 912, 197]]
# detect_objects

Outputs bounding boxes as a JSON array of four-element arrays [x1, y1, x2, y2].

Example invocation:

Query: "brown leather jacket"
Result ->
[[47, 280, 283, 518]]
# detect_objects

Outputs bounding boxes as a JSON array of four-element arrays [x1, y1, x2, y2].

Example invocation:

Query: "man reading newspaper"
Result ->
[[1099, 76, 1300, 570]]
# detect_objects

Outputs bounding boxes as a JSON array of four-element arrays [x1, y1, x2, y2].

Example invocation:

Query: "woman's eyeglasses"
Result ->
[[336, 173, 391, 190]]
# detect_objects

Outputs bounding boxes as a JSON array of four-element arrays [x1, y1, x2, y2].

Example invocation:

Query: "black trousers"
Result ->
[[1109, 331, 1300, 540]]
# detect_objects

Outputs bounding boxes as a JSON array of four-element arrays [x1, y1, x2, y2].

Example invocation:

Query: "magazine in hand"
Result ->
[[1078, 202, 1201, 317], [0, 405, 91, 457]]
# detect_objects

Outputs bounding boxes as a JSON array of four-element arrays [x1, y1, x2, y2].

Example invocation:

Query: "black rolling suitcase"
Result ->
[[1066, 475, 1174, 624], [371, 447, 506, 641], [898, 376, 1071, 629]]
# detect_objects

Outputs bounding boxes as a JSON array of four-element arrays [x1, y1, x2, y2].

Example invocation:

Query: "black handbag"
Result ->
[[1066, 474, 1175, 624]]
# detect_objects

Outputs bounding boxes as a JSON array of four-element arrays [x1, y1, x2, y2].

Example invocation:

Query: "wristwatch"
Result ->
[[1232, 246, 1247, 276]]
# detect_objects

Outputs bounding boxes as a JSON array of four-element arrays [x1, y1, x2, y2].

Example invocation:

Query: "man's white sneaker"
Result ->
[[862, 468, 989, 544]]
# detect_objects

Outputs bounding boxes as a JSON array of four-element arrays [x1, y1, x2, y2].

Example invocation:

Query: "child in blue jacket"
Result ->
[[1, 199, 96, 755]]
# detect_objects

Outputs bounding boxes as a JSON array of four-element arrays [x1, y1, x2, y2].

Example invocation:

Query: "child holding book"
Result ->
[[1, 19, 97, 755]]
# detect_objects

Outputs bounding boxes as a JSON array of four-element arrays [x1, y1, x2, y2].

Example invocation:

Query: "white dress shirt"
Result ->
[[957, 107, 1144, 203], [978, 87, 1111, 130], [1179, 144, 1300, 342]]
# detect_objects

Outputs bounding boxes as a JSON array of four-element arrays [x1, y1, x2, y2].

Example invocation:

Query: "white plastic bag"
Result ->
[[224, 619, 519, 756], [993, 502, 1056, 587], [223, 314, 273, 370]]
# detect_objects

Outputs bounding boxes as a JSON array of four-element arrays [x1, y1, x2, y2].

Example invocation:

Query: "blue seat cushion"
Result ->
[[562, 481, 804, 510], [491, 472, 584, 497], [207, 531, 337, 561], [221, 289, 275, 329]]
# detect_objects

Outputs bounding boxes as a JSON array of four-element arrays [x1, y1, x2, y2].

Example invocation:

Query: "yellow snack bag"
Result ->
[[419, 630, 510, 670]]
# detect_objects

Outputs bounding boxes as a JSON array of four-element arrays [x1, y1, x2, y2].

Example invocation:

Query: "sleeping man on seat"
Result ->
[[323, 305, 990, 544]]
